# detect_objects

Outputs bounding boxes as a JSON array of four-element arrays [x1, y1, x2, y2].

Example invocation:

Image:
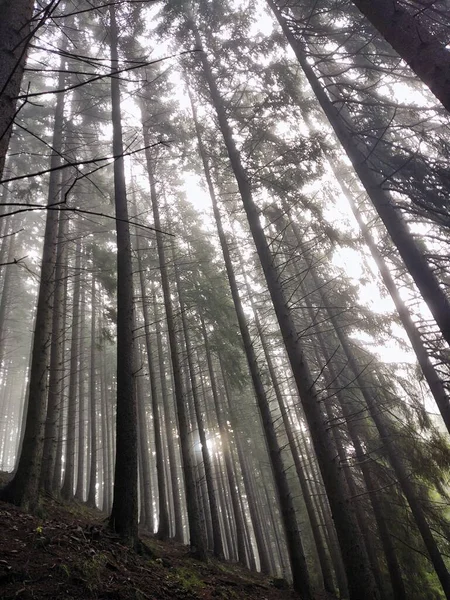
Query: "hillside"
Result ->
[[0, 497, 302, 600]]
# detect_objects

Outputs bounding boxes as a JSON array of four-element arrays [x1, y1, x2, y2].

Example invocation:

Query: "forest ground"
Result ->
[[0, 474, 316, 600]]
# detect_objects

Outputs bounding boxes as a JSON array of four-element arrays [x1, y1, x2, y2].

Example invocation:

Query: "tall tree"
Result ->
[[107, 3, 138, 546], [1, 49, 67, 508]]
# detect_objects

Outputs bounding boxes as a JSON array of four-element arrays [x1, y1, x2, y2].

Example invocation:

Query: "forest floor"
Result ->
[[0, 486, 317, 600]]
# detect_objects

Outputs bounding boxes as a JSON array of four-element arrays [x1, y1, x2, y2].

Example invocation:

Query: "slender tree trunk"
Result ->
[[75, 282, 87, 501], [141, 120, 205, 558], [41, 207, 68, 493], [0, 0, 34, 178], [267, 0, 450, 350], [135, 237, 169, 539], [106, 3, 138, 545], [0, 232, 16, 373], [100, 345, 111, 513], [174, 257, 224, 559], [135, 340, 154, 532], [188, 17, 374, 599], [152, 287, 184, 541], [348, 0, 450, 112], [51, 264, 69, 494], [61, 239, 82, 501], [86, 272, 98, 507]]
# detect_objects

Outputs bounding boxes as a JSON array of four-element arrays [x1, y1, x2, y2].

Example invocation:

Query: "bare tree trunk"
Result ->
[[75, 281, 87, 501], [107, 3, 138, 546], [135, 340, 154, 532], [51, 264, 69, 494], [41, 207, 68, 493], [0, 232, 17, 373], [86, 272, 98, 507]]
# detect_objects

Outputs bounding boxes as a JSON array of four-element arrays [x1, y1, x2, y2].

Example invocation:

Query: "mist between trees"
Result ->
[[1, 1, 450, 599]]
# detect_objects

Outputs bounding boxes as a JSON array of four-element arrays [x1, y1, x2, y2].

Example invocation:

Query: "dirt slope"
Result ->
[[0, 498, 300, 600]]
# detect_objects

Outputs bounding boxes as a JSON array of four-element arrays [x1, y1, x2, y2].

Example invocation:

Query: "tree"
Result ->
[[107, 3, 138, 547], [349, 0, 450, 112]]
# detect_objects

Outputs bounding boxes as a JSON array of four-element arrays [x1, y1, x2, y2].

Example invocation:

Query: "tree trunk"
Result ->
[[1, 43, 66, 507], [136, 237, 169, 539], [51, 264, 69, 494], [61, 238, 82, 501], [135, 340, 154, 532], [349, 0, 450, 112], [141, 120, 205, 559], [86, 272, 98, 507], [75, 281, 87, 502], [0, 0, 34, 178], [152, 287, 184, 541], [0, 232, 16, 373], [41, 206, 68, 494], [107, 3, 138, 547]]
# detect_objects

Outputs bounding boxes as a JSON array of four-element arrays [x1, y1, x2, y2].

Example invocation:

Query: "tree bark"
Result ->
[[107, 3, 138, 547], [75, 281, 87, 502], [41, 206, 68, 494], [0, 0, 34, 178]]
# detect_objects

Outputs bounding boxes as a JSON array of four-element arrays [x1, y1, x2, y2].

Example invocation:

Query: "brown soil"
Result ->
[[0, 496, 301, 600]]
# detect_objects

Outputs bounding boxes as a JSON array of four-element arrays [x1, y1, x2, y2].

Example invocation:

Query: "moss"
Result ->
[[73, 552, 108, 593], [170, 566, 205, 595]]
